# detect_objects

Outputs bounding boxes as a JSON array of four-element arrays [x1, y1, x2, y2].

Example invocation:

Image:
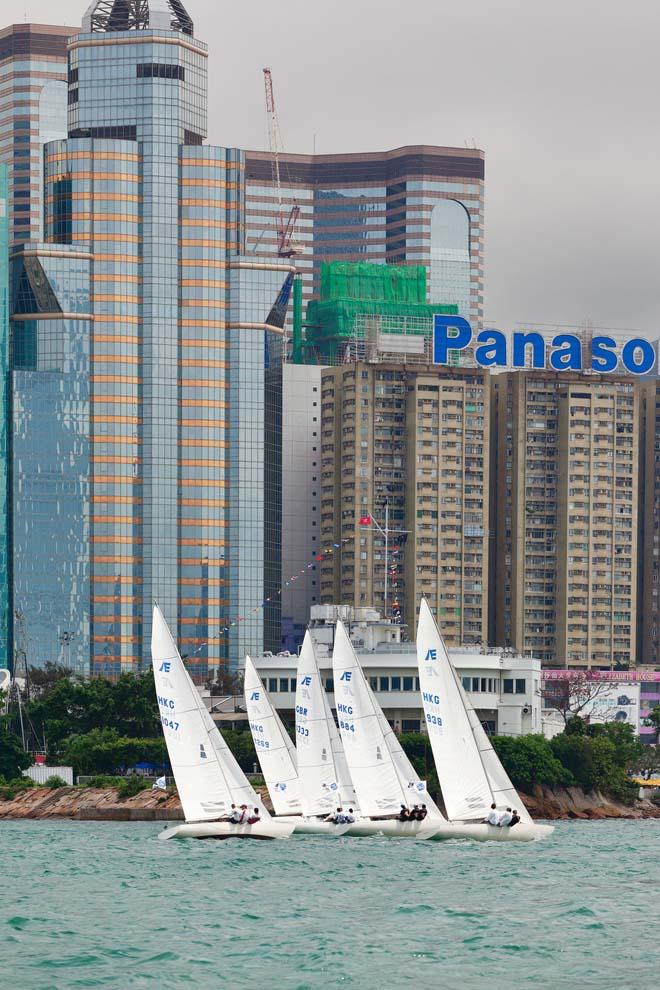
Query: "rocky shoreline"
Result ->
[[1, 784, 659, 823]]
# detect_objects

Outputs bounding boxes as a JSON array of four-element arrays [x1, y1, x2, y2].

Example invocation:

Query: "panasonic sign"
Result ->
[[433, 315, 655, 376]]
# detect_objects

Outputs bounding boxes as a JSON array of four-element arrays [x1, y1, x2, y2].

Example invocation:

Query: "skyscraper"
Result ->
[[0, 23, 75, 244], [8, 1, 292, 676], [245, 146, 484, 336]]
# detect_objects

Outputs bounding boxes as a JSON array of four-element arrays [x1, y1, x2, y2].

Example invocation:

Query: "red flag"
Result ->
[[359, 515, 372, 526]]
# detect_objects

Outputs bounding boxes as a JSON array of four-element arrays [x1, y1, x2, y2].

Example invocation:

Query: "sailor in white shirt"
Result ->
[[498, 807, 513, 828], [484, 803, 500, 826]]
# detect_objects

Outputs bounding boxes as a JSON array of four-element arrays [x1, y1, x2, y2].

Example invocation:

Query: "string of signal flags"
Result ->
[[184, 515, 407, 658]]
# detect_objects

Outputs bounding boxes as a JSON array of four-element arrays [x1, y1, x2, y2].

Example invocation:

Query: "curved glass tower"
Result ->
[[9, 0, 292, 676]]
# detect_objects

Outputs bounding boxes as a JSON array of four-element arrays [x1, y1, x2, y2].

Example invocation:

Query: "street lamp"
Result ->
[[59, 631, 76, 672]]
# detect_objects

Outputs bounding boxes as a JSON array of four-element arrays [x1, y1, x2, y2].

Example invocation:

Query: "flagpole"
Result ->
[[384, 500, 389, 622]]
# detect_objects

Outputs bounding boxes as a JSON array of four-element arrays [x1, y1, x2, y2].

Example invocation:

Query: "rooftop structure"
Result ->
[[300, 261, 459, 366], [245, 145, 484, 340], [82, 1, 193, 34]]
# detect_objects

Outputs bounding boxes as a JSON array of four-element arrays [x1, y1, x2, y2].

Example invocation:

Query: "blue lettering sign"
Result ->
[[158, 661, 172, 673], [424, 649, 437, 662], [250, 690, 260, 701], [433, 315, 472, 365], [339, 671, 352, 682], [433, 317, 658, 376], [422, 691, 441, 705], [474, 329, 507, 367], [300, 676, 312, 686], [337, 703, 353, 715]]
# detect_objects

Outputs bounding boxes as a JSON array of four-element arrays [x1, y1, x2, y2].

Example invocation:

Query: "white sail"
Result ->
[[151, 606, 264, 822], [244, 656, 302, 816], [416, 598, 494, 821], [295, 632, 358, 815], [332, 620, 407, 817], [416, 598, 533, 824], [464, 704, 534, 825], [372, 701, 445, 821]]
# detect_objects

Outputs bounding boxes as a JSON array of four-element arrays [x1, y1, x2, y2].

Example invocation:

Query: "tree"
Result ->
[[207, 666, 244, 698], [27, 663, 72, 696], [644, 705, 660, 744], [24, 670, 161, 755], [543, 673, 617, 725], [61, 728, 168, 775], [0, 693, 31, 781], [492, 734, 573, 792]]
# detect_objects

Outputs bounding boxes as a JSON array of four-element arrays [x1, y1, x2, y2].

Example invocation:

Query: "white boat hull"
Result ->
[[277, 816, 356, 835], [427, 821, 554, 842], [158, 819, 295, 841]]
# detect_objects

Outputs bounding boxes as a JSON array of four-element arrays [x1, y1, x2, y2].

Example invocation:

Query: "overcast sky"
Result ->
[[21, 0, 660, 336]]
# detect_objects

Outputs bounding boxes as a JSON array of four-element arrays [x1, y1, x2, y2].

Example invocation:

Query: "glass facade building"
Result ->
[[7, 2, 292, 676], [245, 148, 485, 342], [0, 23, 73, 245]]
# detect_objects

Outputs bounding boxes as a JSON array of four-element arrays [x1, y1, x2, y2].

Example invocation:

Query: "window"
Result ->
[[462, 676, 471, 691], [472, 677, 480, 692], [137, 63, 185, 80], [369, 677, 378, 690], [268, 678, 277, 693], [403, 676, 414, 691], [325, 678, 334, 693], [515, 679, 526, 694], [379, 677, 390, 692], [503, 679, 514, 694], [279, 678, 289, 692], [402, 720, 420, 733], [480, 678, 488, 693], [391, 676, 401, 691]]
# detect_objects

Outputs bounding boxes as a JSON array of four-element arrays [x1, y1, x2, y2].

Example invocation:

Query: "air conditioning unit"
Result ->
[[522, 705, 531, 715]]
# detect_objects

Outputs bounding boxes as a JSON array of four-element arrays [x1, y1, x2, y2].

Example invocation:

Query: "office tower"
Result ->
[[492, 371, 638, 668], [245, 146, 484, 334], [319, 361, 490, 646], [0, 23, 75, 244], [0, 165, 8, 665], [280, 362, 323, 650], [639, 379, 660, 665], [9, 1, 292, 676]]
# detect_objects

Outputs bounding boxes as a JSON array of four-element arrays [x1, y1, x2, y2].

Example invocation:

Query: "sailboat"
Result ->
[[244, 651, 351, 834], [332, 620, 446, 838], [151, 606, 294, 841], [415, 598, 554, 842]]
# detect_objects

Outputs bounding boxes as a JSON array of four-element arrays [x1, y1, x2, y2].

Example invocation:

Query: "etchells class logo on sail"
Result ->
[[433, 315, 657, 375], [250, 690, 260, 701], [424, 649, 437, 662]]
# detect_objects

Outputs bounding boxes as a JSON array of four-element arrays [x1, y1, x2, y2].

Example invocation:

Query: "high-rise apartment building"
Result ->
[[319, 362, 490, 645], [638, 379, 660, 665], [0, 164, 8, 666], [0, 23, 75, 244], [8, 1, 293, 676], [280, 362, 323, 651], [245, 146, 484, 335], [491, 371, 638, 668]]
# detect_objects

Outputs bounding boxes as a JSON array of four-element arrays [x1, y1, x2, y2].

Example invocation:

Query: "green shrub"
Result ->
[[81, 775, 123, 789], [43, 775, 68, 788], [116, 775, 149, 799]]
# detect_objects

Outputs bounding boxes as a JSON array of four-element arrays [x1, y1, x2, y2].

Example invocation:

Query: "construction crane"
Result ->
[[263, 67, 302, 258]]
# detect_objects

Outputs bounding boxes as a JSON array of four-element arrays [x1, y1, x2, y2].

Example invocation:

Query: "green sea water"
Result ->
[[0, 819, 657, 989]]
